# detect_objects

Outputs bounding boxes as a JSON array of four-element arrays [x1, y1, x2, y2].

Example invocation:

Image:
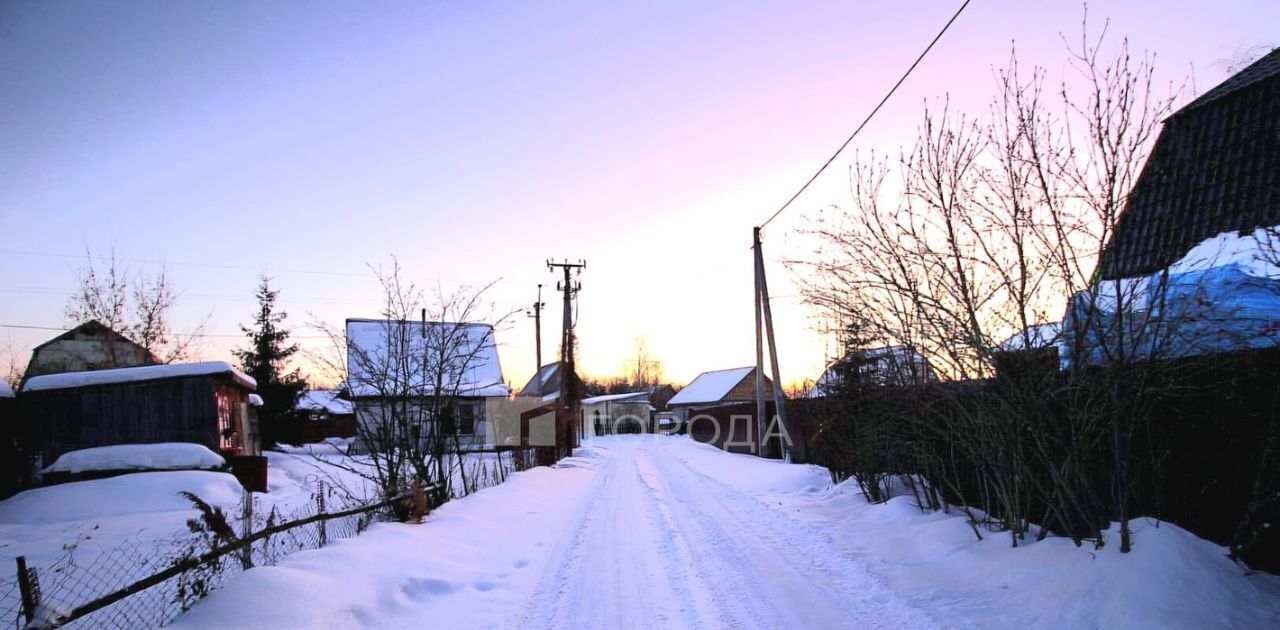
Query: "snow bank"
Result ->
[[0, 471, 243, 526], [22, 361, 256, 392], [172, 448, 602, 629], [665, 438, 1280, 629], [43, 443, 226, 474]]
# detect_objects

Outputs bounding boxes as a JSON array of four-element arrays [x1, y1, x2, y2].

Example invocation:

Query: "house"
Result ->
[[806, 345, 935, 397], [293, 390, 357, 442], [19, 361, 260, 468], [0, 381, 22, 498], [1065, 49, 1280, 366], [1097, 48, 1280, 281], [517, 361, 582, 403], [345, 319, 513, 448], [580, 391, 652, 436], [667, 366, 774, 422], [22, 320, 158, 383]]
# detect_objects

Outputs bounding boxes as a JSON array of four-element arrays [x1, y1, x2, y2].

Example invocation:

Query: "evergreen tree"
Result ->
[[234, 276, 305, 447]]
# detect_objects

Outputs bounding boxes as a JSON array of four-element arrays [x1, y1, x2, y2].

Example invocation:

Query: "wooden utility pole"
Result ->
[[548, 259, 586, 448], [527, 284, 545, 368], [752, 227, 790, 459], [754, 228, 767, 455]]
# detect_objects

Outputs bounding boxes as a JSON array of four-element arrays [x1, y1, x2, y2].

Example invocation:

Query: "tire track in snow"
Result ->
[[511, 437, 941, 629]]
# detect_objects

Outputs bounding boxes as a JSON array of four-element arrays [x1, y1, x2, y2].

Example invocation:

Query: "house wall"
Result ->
[[352, 397, 493, 450], [723, 369, 775, 402], [25, 332, 155, 380], [21, 375, 251, 465]]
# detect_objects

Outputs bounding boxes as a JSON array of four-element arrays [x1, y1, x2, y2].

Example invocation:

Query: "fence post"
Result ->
[[239, 492, 255, 569], [316, 480, 327, 547], [16, 556, 39, 624]]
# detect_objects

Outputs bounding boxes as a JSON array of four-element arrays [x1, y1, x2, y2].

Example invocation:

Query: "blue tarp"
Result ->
[[1061, 263, 1280, 368]]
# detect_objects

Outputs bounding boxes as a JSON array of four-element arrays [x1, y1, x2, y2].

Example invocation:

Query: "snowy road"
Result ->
[[514, 437, 938, 629]]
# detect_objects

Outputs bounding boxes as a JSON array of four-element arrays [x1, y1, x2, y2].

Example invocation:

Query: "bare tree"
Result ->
[[65, 247, 206, 362], [624, 336, 664, 390], [792, 15, 1187, 551], [309, 259, 517, 511]]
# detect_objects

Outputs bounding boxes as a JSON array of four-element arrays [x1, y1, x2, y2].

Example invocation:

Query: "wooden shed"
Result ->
[[20, 361, 260, 468]]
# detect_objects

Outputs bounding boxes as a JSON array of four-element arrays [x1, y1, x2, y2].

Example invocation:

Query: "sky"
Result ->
[[1, 0, 1277, 390]]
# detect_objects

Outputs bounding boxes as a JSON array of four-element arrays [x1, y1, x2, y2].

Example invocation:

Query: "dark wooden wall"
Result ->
[[21, 375, 248, 463]]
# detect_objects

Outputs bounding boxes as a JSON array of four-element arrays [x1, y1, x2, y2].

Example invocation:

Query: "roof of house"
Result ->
[[805, 346, 932, 397], [30, 320, 160, 361], [998, 323, 1062, 352], [0, 380, 13, 398], [518, 362, 563, 398], [296, 390, 355, 415], [667, 366, 758, 406], [345, 319, 511, 398], [581, 391, 650, 405], [1097, 48, 1280, 280], [22, 361, 257, 393]]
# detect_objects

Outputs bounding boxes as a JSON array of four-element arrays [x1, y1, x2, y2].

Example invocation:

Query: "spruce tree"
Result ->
[[234, 276, 304, 447]]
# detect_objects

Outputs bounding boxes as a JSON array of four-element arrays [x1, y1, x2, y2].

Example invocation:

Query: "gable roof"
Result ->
[[668, 366, 758, 406], [345, 319, 511, 398], [1097, 47, 1280, 280], [296, 390, 355, 415], [518, 362, 563, 398], [22, 361, 256, 393], [30, 320, 159, 361], [1178, 48, 1280, 113]]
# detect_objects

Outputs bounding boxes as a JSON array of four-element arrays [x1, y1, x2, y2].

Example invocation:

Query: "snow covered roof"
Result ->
[[998, 323, 1062, 352], [668, 367, 755, 406], [345, 319, 511, 398], [297, 390, 355, 415], [248, 393, 264, 407], [0, 380, 13, 398], [519, 362, 563, 398], [22, 361, 256, 393], [581, 391, 649, 405], [43, 443, 226, 474]]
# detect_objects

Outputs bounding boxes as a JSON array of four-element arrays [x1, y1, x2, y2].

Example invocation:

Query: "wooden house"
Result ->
[[667, 366, 774, 422], [1097, 48, 1280, 281], [0, 381, 23, 498], [806, 345, 936, 397], [292, 390, 358, 443], [19, 361, 260, 468], [22, 320, 158, 384], [345, 319, 513, 449], [1065, 49, 1280, 366]]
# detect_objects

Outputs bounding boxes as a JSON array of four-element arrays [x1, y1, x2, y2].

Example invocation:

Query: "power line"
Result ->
[[0, 249, 516, 287], [0, 323, 331, 340], [758, 0, 972, 230]]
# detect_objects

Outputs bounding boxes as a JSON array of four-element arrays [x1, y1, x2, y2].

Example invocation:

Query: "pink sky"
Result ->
[[2, 1, 1277, 389]]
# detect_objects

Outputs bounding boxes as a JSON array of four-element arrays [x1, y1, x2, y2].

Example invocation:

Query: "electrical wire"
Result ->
[[757, 0, 972, 230]]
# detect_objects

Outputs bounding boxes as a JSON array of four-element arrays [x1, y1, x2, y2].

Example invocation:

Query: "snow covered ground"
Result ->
[[169, 435, 1280, 629]]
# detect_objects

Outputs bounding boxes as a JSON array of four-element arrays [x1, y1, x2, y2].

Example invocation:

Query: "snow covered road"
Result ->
[[517, 437, 937, 629], [175, 436, 937, 629], [174, 436, 1280, 629]]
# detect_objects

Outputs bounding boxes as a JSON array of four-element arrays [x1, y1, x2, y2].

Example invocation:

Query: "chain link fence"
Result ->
[[0, 482, 419, 629]]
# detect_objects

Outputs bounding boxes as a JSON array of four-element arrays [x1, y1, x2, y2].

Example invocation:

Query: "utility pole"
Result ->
[[548, 259, 586, 449], [752, 227, 790, 460], [526, 284, 545, 368]]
